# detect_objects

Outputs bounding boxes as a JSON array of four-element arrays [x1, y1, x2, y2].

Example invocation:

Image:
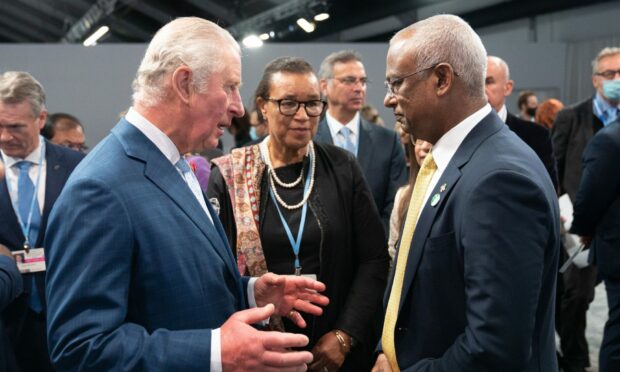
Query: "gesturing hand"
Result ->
[[308, 331, 347, 372], [221, 304, 313, 372], [254, 273, 329, 328]]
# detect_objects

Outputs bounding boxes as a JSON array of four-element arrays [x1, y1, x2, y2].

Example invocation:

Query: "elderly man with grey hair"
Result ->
[[314, 50, 407, 234], [0, 71, 83, 371], [375, 14, 560, 371], [45, 17, 329, 372]]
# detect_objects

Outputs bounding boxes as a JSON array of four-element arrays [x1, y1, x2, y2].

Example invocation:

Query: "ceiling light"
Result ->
[[314, 13, 330, 22], [296, 18, 315, 33], [259, 33, 270, 41], [242, 34, 263, 48], [83, 25, 109, 47]]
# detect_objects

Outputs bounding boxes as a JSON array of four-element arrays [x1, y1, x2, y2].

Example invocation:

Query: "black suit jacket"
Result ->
[[314, 117, 407, 232], [571, 120, 620, 280], [506, 112, 558, 190], [0, 141, 83, 356], [551, 97, 604, 201], [384, 111, 560, 371]]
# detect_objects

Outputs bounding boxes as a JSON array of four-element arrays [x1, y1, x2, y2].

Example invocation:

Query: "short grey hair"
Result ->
[[0, 71, 46, 117], [592, 47, 620, 75], [132, 17, 240, 107], [488, 55, 510, 80], [392, 14, 487, 98], [318, 50, 363, 80]]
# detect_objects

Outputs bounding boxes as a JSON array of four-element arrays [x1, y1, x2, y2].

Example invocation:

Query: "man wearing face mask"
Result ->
[[518, 90, 539, 122], [552, 46, 620, 372]]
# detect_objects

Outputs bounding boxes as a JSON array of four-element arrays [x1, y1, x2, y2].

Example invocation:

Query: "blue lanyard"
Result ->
[[5, 138, 45, 248], [268, 158, 312, 275]]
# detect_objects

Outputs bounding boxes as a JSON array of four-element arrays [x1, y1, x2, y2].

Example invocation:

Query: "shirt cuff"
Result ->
[[210, 328, 222, 372], [247, 277, 269, 326]]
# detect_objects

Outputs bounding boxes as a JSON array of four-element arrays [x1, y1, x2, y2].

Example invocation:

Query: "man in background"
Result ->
[[552, 46, 620, 372], [485, 55, 558, 189], [518, 90, 539, 122], [314, 50, 407, 232], [45, 112, 87, 153], [0, 71, 83, 371]]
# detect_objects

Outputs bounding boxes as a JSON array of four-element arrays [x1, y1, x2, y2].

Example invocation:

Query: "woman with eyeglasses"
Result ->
[[208, 57, 388, 372]]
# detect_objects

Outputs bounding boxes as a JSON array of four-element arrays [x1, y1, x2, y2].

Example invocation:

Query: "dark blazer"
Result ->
[[45, 119, 249, 371], [314, 117, 407, 232], [571, 120, 620, 280], [384, 111, 560, 371], [506, 112, 558, 190], [0, 255, 22, 371], [551, 97, 604, 201], [0, 141, 82, 363]]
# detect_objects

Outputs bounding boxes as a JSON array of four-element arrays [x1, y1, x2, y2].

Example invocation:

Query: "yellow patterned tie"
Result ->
[[382, 152, 437, 372]]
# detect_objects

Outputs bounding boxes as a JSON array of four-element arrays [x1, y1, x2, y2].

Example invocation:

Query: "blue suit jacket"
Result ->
[[45, 119, 248, 371], [0, 255, 22, 371], [314, 117, 407, 232], [571, 120, 620, 280], [384, 112, 560, 371]]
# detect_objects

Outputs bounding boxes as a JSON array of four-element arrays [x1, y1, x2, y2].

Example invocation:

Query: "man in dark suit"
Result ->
[[0, 243, 22, 372], [485, 55, 558, 189], [373, 14, 560, 371], [571, 119, 620, 372], [45, 17, 328, 371], [552, 46, 620, 372], [314, 50, 407, 232], [0, 71, 84, 371]]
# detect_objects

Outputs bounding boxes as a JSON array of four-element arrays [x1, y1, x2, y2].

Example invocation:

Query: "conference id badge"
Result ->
[[12, 248, 46, 274], [302, 274, 317, 281]]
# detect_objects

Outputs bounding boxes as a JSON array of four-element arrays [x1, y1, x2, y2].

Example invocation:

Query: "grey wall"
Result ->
[[1, 1, 618, 151]]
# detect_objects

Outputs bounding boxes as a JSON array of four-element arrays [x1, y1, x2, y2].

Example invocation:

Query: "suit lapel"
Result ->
[[314, 118, 334, 145], [396, 112, 505, 315], [113, 120, 236, 278], [39, 142, 68, 246], [0, 177, 22, 248], [356, 118, 373, 170]]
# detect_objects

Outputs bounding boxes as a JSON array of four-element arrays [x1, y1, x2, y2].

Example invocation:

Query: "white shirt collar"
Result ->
[[431, 104, 492, 173], [125, 107, 182, 165], [1, 136, 44, 169], [497, 104, 508, 123], [325, 110, 360, 138]]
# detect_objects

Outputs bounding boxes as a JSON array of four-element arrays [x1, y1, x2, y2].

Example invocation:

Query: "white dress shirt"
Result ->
[[420, 104, 493, 211], [325, 110, 360, 155], [1, 137, 47, 218], [497, 104, 508, 123], [125, 108, 264, 372]]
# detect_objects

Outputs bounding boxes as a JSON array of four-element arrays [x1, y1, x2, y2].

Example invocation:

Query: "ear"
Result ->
[[256, 96, 268, 119], [171, 66, 193, 104], [434, 63, 454, 97], [319, 79, 329, 96], [504, 79, 514, 97], [37, 110, 48, 130]]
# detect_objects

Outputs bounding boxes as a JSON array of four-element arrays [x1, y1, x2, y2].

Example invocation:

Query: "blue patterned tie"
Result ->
[[175, 158, 213, 224], [339, 126, 356, 155], [15, 161, 43, 312]]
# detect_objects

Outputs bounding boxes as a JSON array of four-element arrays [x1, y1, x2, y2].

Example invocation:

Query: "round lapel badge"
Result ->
[[430, 193, 440, 207]]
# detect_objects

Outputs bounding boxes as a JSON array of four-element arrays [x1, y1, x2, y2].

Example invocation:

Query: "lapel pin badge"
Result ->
[[439, 183, 447, 193], [430, 193, 440, 207]]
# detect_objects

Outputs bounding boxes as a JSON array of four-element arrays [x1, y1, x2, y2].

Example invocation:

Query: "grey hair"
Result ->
[[392, 14, 487, 98], [488, 55, 510, 80], [132, 17, 240, 107], [592, 47, 620, 75], [0, 71, 46, 117], [318, 50, 363, 80]]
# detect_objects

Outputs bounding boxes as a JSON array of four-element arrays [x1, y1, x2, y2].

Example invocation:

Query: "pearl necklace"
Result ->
[[261, 138, 316, 210]]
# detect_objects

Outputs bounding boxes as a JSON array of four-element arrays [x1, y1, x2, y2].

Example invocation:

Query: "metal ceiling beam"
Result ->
[[0, 25, 31, 42], [119, 0, 172, 24], [1, 1, 64, 39], [0, 8, 55, 41], [107, 16, 153, 41], [61, 0, 117, 43], [16, 0, 74, 23], [183, 0, 238, 24]]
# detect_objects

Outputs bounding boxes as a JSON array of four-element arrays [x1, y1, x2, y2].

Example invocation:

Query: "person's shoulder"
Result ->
[[361, 118, 398, 138], [507, 113, 549, 137], [45, 141, 85, 166], [313, 141, 356, 165]]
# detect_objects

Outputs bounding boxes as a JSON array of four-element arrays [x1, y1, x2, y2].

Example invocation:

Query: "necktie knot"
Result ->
[[175, 158, 192, 174], [15, 160, 32, 172], [420, 152, 437, 171], [340, 126, 351, 137]]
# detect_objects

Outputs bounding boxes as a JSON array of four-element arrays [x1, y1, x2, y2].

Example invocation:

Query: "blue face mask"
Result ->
[[603, 79, 620, 101], [249, 126, 259, 140]]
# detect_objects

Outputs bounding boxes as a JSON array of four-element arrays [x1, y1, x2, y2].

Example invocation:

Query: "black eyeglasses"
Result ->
[[266, 98, 326, 117], [595, 69, 620, 80], [384, 65, 438, 96], [331, 76, 369, 86]]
